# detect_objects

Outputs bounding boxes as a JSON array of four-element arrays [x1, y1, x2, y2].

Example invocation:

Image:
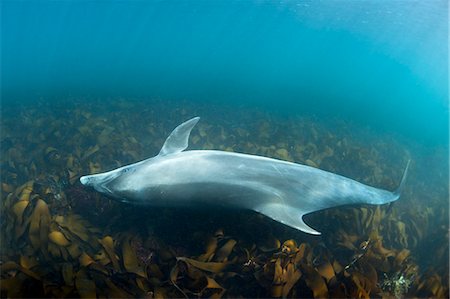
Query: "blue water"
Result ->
[[1, 0, 448, 145]]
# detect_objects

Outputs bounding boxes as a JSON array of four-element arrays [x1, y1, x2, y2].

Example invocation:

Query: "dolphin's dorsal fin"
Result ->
[[159, 117, 200, 156], [255, 202, 321, 235]]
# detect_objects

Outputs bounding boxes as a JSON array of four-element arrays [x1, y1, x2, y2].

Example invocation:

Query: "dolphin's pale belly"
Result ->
[[132, 181, 269, 210], [115, 150, 391, 212]]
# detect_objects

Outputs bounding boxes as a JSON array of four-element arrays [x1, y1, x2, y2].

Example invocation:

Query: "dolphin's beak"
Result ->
[[79, 171, 120, 197], [80, 175, 91, 186]]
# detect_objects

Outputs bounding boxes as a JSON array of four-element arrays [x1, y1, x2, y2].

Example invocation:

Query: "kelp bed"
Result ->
[[1, 98, 448, 298]]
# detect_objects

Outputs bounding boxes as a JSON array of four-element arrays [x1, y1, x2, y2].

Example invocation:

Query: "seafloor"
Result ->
[[0, 97, 448, 298]]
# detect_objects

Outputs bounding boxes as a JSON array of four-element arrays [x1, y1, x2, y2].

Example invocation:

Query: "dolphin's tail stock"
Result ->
[[393, 159, 411, 199]]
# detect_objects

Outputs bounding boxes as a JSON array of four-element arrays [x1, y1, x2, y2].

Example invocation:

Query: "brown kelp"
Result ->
[[1, 98, 448, 298]]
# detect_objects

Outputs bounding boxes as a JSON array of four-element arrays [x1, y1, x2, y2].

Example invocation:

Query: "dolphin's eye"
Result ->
[[122, 167, 133, 174]]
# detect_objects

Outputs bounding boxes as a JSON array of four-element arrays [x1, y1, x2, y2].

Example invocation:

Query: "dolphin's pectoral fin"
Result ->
[[293, 215, 321, 235], [159, 117, 200, 156], [255, 203, 321, 235]]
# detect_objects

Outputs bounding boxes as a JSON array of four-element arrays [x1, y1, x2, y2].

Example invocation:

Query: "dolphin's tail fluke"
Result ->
[[393, 159, 411, 198]]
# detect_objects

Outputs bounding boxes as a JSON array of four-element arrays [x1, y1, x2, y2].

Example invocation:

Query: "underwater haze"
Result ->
[[1, 1, 449, 298], [2, 0, 448, 144]]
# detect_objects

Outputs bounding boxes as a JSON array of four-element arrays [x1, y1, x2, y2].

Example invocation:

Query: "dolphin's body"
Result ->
[[80, 117, 409, 235]]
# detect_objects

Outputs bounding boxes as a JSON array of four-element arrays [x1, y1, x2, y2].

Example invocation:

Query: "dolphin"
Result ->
[[80, 117, 409, 235]]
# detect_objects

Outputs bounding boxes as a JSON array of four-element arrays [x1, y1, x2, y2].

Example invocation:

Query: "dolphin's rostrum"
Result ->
[[80, 117, 410, 235]]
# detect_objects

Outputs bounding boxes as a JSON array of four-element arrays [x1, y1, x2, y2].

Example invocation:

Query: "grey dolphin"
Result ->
[[80, 117, 409, 235]]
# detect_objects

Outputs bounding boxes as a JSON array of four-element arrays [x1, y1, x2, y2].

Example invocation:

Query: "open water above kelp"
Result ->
[[0, 97, 448, 298]]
